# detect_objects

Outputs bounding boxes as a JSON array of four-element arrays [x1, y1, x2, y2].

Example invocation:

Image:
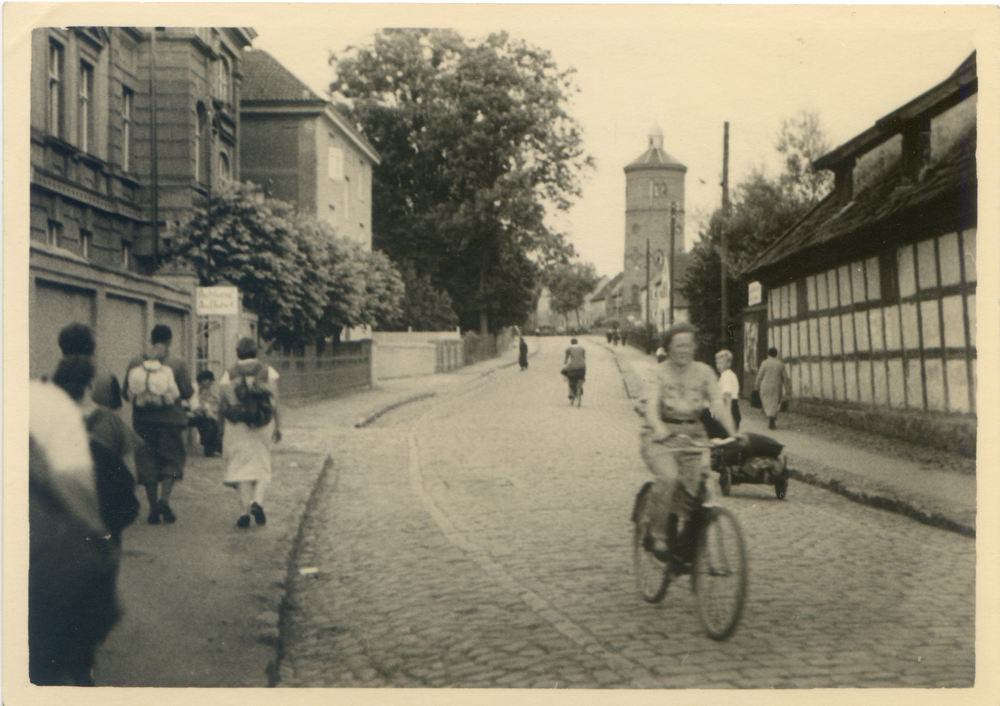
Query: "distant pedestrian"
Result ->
[[714, 349, 741, 432], [219, 337, 281, 529], [518, 337, 529, 370], [562, 337, 586, 403], [606, 330, 613, 344], [754, 347, 791, 430], [612, 330, 620, 346], [620, 330, 628, 346], [123, 324, 194, 525], [188, 369, 222, 457]]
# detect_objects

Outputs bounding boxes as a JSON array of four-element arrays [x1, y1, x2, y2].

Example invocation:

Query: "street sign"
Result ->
[[196, 286, 239, 316], [748, 281, 762, 306]]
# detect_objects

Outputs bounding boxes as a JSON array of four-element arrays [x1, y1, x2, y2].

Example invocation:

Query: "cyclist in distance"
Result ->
[[637, 323, 738, 561], [563, 338, 586, 402]]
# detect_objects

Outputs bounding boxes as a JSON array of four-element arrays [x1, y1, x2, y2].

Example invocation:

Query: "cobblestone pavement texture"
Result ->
[[275, 336, 975, 689]]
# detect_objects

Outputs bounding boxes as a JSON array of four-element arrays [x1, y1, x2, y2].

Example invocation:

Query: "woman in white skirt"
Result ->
[[219, 337, 281, 528]]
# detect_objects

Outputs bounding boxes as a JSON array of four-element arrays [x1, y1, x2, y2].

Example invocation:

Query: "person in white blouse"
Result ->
[[715, 349, 741, 431]]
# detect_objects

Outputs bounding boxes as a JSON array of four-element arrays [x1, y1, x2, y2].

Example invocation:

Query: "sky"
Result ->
[[248, 5, 984, 278]]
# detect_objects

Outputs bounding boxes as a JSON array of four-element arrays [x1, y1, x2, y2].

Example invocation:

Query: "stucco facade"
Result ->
[[240, 49, 379, 249]]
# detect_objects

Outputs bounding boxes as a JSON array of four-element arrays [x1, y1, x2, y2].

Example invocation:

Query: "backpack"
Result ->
[[126, 359, 180, 408], [222, 362, 274, 428]]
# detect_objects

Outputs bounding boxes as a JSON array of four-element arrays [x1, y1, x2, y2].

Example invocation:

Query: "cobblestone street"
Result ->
[[277, 338, 975, 688]]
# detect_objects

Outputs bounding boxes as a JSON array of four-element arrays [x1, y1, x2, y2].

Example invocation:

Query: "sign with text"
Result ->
[[196, 286, 239, 316], [747, 281, 762, 307]]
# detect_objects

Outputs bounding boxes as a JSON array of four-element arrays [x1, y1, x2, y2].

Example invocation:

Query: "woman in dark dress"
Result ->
[[518, 337, 529, 370]]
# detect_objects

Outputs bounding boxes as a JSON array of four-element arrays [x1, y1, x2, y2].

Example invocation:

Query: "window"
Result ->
[[46, 220, 62, 247], [879, 251, 900, 304], [79, 60, 94, 152], [80, 229, 92, 258], [196, 103, 209, 183], [48, 40, 64, 136], [122, 88, 133, 171], [218, 151, 230, 181], [217, 56, 231, 105], [328, 146, 344, 180]]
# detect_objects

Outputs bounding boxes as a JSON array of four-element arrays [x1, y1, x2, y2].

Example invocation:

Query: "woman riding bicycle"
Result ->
[[637, 323, 738, 563]]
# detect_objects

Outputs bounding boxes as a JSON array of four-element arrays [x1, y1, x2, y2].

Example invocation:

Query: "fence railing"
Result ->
[[264, 340, 371, 404]]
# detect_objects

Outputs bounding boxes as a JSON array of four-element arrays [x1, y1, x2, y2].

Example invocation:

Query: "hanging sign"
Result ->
[[196, 286, 239, 316], [747, 281, 762, 307]]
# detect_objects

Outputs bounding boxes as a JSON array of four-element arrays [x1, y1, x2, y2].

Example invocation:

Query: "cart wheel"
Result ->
[[719, 467, 732, 496], [774, 477, 788, 499]]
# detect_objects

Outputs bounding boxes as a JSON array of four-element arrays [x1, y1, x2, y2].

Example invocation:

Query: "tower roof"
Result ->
[[625, 125, 687, 173]]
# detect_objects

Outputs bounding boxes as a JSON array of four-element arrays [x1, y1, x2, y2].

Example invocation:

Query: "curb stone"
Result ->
[[271, 454, 337, 687]]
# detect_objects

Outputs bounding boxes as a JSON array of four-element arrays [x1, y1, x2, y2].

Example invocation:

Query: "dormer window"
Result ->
[[900, 116, 932, 185], [835, 159, 855, 208]]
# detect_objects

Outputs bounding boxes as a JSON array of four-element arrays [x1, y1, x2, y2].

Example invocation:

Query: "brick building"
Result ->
[[29, 27, 255, 380], [623, 125, 687, 329]]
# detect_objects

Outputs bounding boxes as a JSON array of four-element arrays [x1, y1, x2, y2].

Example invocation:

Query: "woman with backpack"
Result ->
[[219, 337, 281, 529]]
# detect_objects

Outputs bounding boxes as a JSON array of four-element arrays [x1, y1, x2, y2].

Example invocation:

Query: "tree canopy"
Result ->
[[331, 29, 593, 332], [679, 111, 832, 355], [163, 181, 404, 349], [546, 261, 601, 326]]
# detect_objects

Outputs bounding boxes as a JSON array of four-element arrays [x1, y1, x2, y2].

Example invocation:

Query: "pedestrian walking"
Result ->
[[123, 324, 194, 525], [518, 336, 529, 370], [606, 330, 613, 344], [754, 347, 792, 430], [219, 337, 281, 529], [56, 323, 141, 544], [612, 329, 620, 346], [31, 337, 121, 685], [188, 369, 222, 457], [715, 349, 741, 432], [620, 330, 628, 346], [562, 337, 586, 403]]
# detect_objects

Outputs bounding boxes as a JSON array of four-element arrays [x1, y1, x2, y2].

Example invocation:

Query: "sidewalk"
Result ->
[[593, 336, 976, 538], [93, 346, 526, 687]]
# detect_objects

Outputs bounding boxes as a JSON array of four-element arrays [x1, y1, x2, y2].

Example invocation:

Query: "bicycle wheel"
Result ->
[[693, 507, 748, 640], [575, 381, 583, 406], [633, 493, 670, 603]]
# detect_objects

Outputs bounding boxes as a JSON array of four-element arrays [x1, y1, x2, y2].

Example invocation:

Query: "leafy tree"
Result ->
[[547, 261, 600, 327], [331, 29, 593, 332], [680, 112, 832, 354], [776, 110, 834, 204], [391, 263, 460, 331], [163, 181, 403, 349]]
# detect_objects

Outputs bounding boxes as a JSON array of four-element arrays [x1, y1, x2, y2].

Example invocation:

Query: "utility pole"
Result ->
[[668, 202, 677, 326], [720, 122, 731, 345], [645, 238, 651, 328]]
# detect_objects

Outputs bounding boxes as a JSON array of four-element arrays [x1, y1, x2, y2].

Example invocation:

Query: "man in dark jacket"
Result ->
[[123, 324, 194, 524]]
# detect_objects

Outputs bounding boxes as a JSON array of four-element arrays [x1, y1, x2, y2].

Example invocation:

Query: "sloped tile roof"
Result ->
[[590, 272, 623, 302], [241, 49, 325, 103], [625, 146, 686, 172], [742, 129, 976, 284]]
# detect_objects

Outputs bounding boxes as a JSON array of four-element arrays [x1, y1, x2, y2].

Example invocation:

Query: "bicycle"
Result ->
[[632, 438, 748, 640], [563, 369, 584, 407]]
